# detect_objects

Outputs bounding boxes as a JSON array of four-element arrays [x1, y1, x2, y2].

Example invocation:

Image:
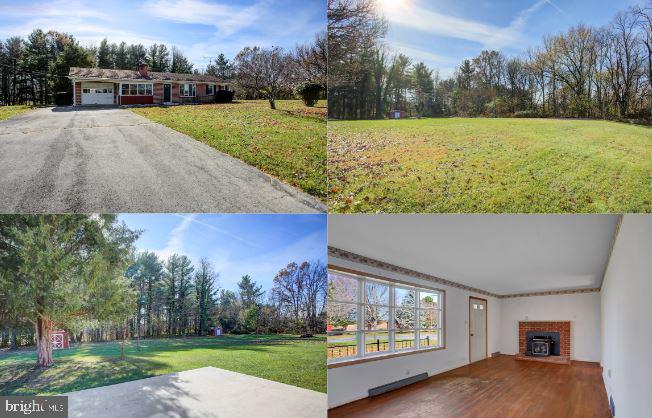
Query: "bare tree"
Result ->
[[235, 46, 296, 109], [295, 31, 327, 88], [607, 12, 645, 117], [633, 4, 652, 116]]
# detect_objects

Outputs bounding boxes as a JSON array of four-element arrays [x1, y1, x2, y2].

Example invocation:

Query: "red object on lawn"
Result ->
[[52, 330, 69, 349]]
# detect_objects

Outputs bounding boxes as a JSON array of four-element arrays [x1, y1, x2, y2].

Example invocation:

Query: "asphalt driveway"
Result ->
[[0, 107, 324, 213]]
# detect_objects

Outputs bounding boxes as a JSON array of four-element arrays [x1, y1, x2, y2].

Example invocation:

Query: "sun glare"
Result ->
[[377, 0, 408, 14]]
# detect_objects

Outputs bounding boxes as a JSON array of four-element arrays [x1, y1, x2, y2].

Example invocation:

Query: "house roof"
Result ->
[[69, 67, 227, 83]]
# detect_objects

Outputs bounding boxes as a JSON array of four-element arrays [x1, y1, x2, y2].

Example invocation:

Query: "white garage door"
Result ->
[[81, 82, 114, 105]]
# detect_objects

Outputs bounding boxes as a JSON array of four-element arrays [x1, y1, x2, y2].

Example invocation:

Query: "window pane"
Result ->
[[328, 332, 357, 360], [147, 85, 153, 95], [394, 287, 415, 307], [419, 309, 439, 329], [420, 291, 439, 309], [364, 332, 389, 354], [365, 281, 389, 305], [130, 84, 137, 95], [395, 308, 415, 330], [364, 305, 388, 330], [138, 84, 146, 95], [191, 85, 196, 96], [121, 85, 128, 95], [394, 330, 416, 350], [328, 273, 357, 303], [420, 330, 439, 347], [327, 302, 357, 332]]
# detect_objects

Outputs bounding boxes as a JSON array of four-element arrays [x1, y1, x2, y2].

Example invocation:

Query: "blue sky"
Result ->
[[0, 0, 325, 71], [118, 214, 326, 295], [377, 0, 646, 77]]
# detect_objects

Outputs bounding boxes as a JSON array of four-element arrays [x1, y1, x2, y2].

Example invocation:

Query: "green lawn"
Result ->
[[0, 335, 326, 395], [132, 100, 327, 199], [328, 117, 652, 213], [0, 105, 32, 121]]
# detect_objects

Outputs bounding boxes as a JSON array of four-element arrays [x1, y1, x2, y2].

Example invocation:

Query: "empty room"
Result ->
[[327, 214, 651, 418]]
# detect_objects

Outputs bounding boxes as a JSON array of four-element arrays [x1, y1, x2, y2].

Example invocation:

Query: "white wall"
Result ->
[[499, 292, 601, 362], [600, 215, 652, 418], [327, 256, 501, 408]]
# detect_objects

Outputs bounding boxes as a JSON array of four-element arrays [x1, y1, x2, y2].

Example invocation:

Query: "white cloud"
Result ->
[[146, 214, 196, 262], [381, 0, 552, 50], [0, 0, 109, 19], [140, 0, 322, 70], [171, 214, 261, 248], [141, 0, 270, 37], [0, 11, 166, 49], [218, 228, 325, 291]]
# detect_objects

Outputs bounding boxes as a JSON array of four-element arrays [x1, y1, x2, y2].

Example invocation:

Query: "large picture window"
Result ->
[[328, 269, 444, 364], [121, 83, 152, 95], [181, 83, 196, 97]]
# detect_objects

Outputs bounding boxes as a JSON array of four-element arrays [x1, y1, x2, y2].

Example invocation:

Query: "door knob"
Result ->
[[470, 333, 474, 336]]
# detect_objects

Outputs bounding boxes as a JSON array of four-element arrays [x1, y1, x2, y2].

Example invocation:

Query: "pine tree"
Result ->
[[97, 38, 112, 68], [115, 42, 128, 69], [170, 47, 193, 74], [0, 215, 139, 366]]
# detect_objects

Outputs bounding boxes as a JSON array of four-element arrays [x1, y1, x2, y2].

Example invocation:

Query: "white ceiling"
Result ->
[[328, 215, 620, 295]]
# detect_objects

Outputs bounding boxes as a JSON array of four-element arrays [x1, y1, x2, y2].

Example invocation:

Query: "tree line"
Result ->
[[328, 0, 652, 121], [0, 215, 326, 366], [0, 28, 326, 109]]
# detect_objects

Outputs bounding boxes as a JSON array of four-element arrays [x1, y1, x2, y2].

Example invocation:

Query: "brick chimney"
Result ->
[[138, 62, 148, 77]]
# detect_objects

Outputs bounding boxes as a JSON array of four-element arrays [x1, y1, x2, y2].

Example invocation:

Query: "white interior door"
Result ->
[[469, 297, 487, 363]]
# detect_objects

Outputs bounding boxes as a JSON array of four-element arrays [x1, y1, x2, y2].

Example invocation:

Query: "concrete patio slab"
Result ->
[[65, 366, 326, 418]]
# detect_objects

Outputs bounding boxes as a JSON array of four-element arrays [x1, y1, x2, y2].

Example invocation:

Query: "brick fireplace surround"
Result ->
[[515, 321, 571, 365]]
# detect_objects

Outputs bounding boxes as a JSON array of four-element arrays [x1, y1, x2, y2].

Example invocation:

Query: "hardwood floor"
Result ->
[[328, 355, 611, 418]]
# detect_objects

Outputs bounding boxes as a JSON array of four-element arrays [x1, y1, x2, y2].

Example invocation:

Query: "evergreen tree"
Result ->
[[97, 38, 112, 68], [237, 275, 264, 309], [194, 258, 217, 336], [115, 42, 128, 69], [170, 46, 193, 73], [127, 44, 146, 69], [0, 215, 138, 366]]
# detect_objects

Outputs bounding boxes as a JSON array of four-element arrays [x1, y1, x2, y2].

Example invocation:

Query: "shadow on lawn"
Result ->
[[0, 355, 168, 396]]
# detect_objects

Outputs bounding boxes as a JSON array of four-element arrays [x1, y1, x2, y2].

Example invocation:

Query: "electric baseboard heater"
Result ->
[[368, 373, 429, 397]]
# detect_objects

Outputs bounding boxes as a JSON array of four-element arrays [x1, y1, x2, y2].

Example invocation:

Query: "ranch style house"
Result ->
[[69, 63, 232, 106]]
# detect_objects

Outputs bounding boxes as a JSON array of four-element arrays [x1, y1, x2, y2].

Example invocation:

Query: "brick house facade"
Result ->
[[69, 63, 232, 106]]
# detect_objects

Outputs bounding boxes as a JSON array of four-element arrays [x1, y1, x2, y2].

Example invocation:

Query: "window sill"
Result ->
[[327, 345, 446, 369]]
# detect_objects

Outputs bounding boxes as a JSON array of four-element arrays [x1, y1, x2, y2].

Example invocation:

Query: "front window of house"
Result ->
[[207, 84, 215, 95], [181, 83, 196, 97], [121, 83, 153, 95]]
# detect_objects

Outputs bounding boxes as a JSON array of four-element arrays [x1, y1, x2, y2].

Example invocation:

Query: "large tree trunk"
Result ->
[[268, 96, 276, 109], [35, 315, 53, 367], [10, 328, 18, 350]]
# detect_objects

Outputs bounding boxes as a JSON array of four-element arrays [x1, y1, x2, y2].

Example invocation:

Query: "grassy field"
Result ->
[[133, 100, 327, 199], [0, 105, 32, 121], [329, 118, 652, 213], [0, 335, 326, 395]]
